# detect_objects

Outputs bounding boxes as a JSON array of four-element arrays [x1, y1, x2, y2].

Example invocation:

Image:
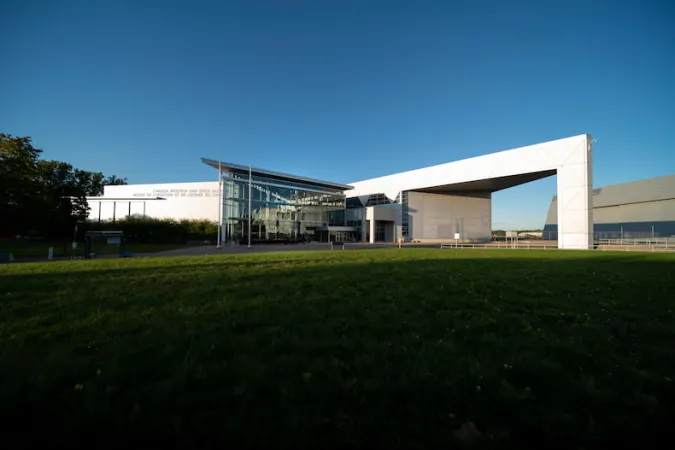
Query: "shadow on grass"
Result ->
[[1, 251, 675, 449]]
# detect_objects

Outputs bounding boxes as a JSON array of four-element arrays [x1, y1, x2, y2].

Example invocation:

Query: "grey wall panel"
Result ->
[[595, 199, 675, 223], [593, 175, 675, 208], [408, 191, 491, 241], [384, 223, 395, 242], [545, 196, 558, 226], [545, 174, 675, 229]]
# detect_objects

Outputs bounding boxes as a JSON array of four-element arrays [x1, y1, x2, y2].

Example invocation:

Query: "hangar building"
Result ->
[[544, 174, 675, 239]]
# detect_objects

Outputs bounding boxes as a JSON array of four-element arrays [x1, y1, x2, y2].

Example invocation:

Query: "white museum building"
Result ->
[[87, 134, 594, 249]]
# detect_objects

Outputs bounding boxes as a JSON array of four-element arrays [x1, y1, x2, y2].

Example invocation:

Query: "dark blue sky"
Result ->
[[2, 0, 673, 228]]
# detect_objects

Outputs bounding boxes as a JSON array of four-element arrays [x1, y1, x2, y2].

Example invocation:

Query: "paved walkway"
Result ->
[[23, 240, 649, 263], [4, 242, 411, 263], [136, 242, 401, 257]]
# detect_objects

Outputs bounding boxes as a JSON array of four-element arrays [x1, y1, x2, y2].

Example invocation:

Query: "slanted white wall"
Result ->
[[407, 192, 491, 242], [350, 134, 593, 249], [87, 181, 220, 222]]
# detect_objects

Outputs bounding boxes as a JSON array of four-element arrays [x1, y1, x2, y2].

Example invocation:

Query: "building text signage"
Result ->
[[132, 188, 220, 198]]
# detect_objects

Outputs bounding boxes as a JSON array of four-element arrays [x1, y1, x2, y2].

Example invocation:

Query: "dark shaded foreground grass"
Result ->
[[1, 249, 675, 449]]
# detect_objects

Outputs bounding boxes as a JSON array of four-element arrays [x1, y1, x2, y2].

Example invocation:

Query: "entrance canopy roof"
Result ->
[[201, 158, 353, 192]]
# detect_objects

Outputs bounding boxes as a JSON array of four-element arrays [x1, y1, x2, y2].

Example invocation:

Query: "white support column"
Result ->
[[556, 135, 593, 249], [369, 217, 376, 244]]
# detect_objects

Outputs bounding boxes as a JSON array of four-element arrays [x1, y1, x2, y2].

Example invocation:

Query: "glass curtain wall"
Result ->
[[222, 172, 346, 243]]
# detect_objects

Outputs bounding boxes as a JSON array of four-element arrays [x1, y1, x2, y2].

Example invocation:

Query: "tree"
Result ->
[[0, 134, 42, 234], [1, 133, 129, 238], [34, 160, 89, 238], [75, 169, 106, 196], [104, 175, 128, 186]]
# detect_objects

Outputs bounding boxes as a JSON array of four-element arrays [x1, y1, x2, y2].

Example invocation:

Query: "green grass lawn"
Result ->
[[1, 249, 675, 448]]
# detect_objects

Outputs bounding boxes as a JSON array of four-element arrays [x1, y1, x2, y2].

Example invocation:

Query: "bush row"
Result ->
[[80, 217, 218, 244]]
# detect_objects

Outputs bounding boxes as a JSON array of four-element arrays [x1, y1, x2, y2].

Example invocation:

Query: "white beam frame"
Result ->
[[350, 134, 593, 249]]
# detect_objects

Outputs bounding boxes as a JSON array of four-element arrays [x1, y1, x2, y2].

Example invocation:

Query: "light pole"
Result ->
[[248, 164, 252, 249], [216, 161, 223, 248]]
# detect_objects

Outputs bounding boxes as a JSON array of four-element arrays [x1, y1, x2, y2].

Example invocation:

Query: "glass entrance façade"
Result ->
[[222, 172, 347, 244]]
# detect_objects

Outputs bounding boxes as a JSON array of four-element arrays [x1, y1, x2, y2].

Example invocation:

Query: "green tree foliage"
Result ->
[[104, 174, 128, 187], [0, 133, 127, 238], [33, 160, 91, 237], [0, 134, 42, 234]]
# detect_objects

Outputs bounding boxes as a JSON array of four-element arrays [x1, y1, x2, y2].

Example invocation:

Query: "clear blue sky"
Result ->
[[2, 0, 674, 229]]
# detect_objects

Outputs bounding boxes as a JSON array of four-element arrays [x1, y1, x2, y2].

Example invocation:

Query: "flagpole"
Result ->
[[248, 164, 252, 249], [216, 161, 222, 248]]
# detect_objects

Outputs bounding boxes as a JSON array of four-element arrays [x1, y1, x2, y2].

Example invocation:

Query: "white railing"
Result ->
[[597, 238, 673, 247], [439, 238, 675, 253], [597, 238, 674, 252], [440, 243, 556, 250]]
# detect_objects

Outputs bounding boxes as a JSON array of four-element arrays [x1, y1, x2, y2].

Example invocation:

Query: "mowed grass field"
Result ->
[[1, 249, 675, 449]]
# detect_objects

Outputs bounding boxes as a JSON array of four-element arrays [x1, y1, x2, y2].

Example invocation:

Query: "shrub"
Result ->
[[80, 217, 218, 244]]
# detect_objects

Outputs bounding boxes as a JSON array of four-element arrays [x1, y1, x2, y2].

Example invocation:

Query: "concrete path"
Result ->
[[4, 242, 411, 263], [136, 242, 401, 257]]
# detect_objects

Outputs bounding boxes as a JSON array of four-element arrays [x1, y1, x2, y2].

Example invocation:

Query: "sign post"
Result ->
[[454, 232, 460, 248]]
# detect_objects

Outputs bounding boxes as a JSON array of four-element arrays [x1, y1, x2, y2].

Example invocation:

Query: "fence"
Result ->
[[441, 237, 675, 253], [597, 238, 674, 252], [537, 226, 675, 241], [441, 243, 557, 250]]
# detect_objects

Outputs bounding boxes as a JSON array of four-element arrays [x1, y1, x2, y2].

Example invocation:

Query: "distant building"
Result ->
[[544, 174, 675, 239]]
